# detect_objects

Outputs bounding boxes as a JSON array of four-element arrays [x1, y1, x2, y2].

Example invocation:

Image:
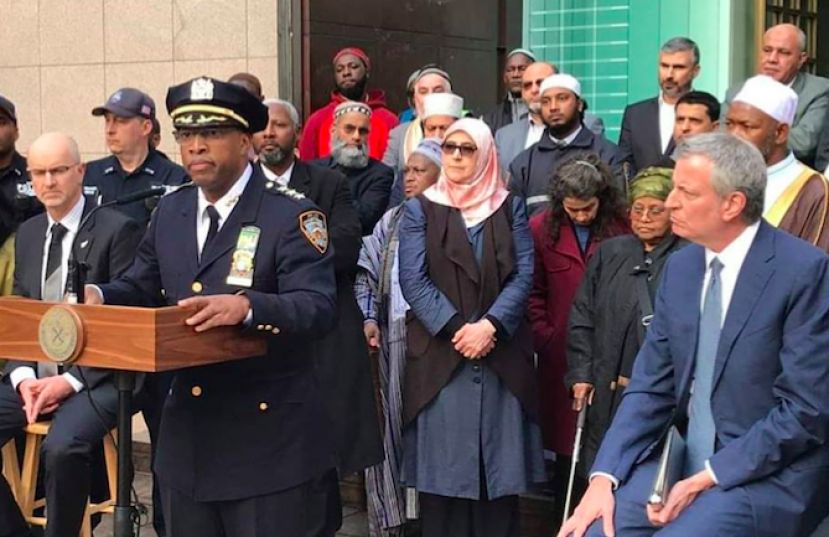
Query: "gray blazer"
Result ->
[[494, 113, 605, 171], [724, 71, 829, 167]]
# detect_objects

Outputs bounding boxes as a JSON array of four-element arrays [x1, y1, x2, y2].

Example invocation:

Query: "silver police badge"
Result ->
[[190, 78, 214, 101], [299, 211, 328, 254]]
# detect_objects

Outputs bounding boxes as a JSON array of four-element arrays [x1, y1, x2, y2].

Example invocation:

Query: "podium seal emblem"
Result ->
[[38, 305, 85, 364]]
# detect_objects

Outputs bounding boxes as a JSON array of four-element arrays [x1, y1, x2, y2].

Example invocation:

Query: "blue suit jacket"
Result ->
[[99, 167, 338, 501], [593, 221, 829, 536]]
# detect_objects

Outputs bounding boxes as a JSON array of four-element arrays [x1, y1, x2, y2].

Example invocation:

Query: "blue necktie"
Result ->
[[686, 257, 723, 475]]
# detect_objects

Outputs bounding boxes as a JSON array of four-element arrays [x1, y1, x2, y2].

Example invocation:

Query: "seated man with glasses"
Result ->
[[0, 131, 142, 537]]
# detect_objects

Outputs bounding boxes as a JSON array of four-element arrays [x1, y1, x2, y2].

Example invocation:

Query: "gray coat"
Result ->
[[495, 113, 605, 172], [724, 71, 829, 167]]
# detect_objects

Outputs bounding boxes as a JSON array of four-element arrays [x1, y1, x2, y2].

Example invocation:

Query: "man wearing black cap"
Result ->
[[86, 77, 339, 537], [84, 87, 188, 227], [0, 95, 43, 294]]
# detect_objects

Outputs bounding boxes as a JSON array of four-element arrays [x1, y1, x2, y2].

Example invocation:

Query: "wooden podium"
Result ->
[[0, 297, 267, 537]]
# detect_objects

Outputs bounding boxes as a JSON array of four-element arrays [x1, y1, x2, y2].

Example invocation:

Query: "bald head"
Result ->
[[27, 132, 84, 220], [760, 23, 807, 84], [522, 62, 558, 114]]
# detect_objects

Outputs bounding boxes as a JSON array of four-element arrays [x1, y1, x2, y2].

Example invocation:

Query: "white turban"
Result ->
[[733, 75, 798, 125], [421, 93, 464, 120], [539, 74, 582, 98]]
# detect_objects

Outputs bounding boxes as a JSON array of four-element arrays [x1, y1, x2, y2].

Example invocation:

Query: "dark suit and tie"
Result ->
[[0, 196, 141, 537], [561, 132, 829, 537]]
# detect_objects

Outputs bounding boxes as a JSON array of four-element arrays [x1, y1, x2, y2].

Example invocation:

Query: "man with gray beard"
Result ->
[[313, 101, 394, 234]]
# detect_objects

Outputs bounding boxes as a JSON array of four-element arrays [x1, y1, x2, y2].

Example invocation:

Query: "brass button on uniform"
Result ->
[[191, 385, 203, 397], [271, 327, 280, 335], [265, 324, 273, 331], [191, 281, 203, 293], [256, 324, 265, 331], [259, 402, 269, 411], [160, 288, 166, 297]]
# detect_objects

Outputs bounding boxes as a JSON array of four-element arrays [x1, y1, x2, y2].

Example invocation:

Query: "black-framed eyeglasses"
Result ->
[[441, 142, 477, 157]]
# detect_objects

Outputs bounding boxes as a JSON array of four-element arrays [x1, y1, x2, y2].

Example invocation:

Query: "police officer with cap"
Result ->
[[86, 77, 339, 537], [84, 87, 188, 227], [0, 94, 43, 293]]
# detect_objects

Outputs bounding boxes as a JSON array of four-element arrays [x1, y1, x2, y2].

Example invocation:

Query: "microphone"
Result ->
[[113, 186, 167, 205], [65, 187, 166, 302]]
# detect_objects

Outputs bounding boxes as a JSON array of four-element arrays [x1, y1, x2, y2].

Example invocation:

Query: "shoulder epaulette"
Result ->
[[264, 180, 305, 200]]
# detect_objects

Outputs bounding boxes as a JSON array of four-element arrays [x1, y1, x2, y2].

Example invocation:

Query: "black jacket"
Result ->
[[313, 157, 394, 235], [262, 160, 383, 474], [99, 169, 338, 501], [565, 233, 685, 474], [508, 126, 625, 217], [5, 197, 142, 389], [617, 97, 676, 174], [0, 152, 42, 246]]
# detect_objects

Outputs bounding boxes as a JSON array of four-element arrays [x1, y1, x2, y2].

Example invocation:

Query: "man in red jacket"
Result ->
[[300, 47, 399, 161]]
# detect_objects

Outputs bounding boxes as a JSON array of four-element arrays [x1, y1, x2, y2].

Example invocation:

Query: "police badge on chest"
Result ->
[[227, 225, 261, 287]]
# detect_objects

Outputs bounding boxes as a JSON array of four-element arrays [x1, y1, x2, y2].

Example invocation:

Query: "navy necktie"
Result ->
[[202, 205, 220, 256], [686, 257, 723, 474]]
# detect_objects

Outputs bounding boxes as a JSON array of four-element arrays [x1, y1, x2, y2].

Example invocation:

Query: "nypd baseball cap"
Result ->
[[92, 87, 155, 119]]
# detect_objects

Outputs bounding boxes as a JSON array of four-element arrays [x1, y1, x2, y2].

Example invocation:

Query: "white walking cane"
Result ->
[[563, 405, 588, 525]]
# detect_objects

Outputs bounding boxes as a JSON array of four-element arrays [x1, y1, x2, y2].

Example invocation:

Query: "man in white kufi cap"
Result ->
[[508, 73, 625, 216], [726, 74, 829, 251], [421, 93, 464, 140]]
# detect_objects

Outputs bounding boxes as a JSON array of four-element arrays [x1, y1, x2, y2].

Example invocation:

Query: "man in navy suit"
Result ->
[[559, 132, 829, 537], [86, 77, 339, 537]]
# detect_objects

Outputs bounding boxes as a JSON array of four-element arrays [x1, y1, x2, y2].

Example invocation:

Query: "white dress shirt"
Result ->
[[524, 115, 545, 149], [592, 222, 761, 488], [11, 196, 86, 393], [196, 164, 252, 256], [658, 93, 676, 154], [764, 152, 804, 214], [260, 161, 295, 187]]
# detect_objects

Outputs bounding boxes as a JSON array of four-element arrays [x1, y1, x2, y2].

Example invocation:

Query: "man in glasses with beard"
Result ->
[[313, 101, 394, 235], [300, 47, 399, 162]]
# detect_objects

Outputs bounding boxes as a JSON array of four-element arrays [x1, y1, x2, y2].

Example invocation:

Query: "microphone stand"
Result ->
[[64, 187, 164, 537]]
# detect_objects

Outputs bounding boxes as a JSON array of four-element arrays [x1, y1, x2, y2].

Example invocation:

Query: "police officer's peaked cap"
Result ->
[[166, 76, 268, 134]]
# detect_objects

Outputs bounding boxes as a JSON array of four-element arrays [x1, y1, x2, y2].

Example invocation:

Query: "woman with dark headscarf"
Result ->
[[398, 118, 544, 537], [565, 166, 686, 475], [527, 152, 629, 515]]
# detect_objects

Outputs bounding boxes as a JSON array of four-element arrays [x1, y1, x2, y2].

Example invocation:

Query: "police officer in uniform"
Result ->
[[0, 95, 43, 294], [84, 87, 188, 227], [86, 77, 339, 537]]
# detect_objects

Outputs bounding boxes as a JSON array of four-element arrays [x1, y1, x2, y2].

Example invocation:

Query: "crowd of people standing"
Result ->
[[0, 19, 829, 537]]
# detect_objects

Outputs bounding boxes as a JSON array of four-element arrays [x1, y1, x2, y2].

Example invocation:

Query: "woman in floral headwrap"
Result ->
[[565, 166, 686, 475]]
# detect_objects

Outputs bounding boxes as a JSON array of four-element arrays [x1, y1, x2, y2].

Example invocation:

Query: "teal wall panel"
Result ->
[[524, 0, 757, 142]]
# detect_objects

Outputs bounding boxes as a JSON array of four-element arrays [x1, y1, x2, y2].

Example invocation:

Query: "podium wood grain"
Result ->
[[0, 297, 266, 372]]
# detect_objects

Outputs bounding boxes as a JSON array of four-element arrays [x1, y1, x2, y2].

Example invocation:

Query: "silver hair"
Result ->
[[262, 98, 300, 127], [673, 132, 766, 223], [661, 36, 700, 65]]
